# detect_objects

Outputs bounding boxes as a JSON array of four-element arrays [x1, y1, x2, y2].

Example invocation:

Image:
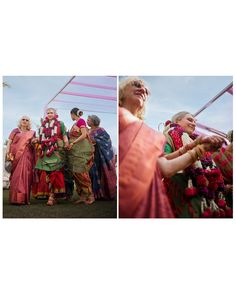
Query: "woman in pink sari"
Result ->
[[119, 77, 224, 218], [6, 116, 36, 205]]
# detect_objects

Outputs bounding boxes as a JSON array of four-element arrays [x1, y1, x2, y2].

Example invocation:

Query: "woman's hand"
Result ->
[[201, 136, 225, 152], [6, 152, 14, 161], [64, 142, 70, 149], [31, 138, 39, 144], [193, 135, 225, 151], [66, 142, 74, 150]]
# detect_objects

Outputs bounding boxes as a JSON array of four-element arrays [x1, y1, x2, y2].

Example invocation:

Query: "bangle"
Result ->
[[194, 145, 205, 158], [187, 145, 206, 162], [178, 147, 185, 155], [179, 144, 190, 156], [187, 149, 198, 162]]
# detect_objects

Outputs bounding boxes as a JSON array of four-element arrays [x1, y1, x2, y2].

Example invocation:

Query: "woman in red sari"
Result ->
[[6, 116, 36, 205], [119, 77, 224, 218]]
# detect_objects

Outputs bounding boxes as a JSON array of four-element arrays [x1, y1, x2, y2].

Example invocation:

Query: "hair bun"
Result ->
[[78, 110, 83, 116]]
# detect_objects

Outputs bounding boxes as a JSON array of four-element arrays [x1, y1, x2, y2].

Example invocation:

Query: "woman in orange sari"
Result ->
[[119, 77, 224, 218], [6, 116, 36, 205]]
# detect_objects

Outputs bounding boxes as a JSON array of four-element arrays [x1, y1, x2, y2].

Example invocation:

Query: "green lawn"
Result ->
[[2, 189, 117, 218]]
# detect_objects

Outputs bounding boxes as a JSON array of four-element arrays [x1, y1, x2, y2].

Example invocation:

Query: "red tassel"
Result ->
[[217, 199, 226, 208], [185, 179, 197, 198], [202, 208, 213, 218]]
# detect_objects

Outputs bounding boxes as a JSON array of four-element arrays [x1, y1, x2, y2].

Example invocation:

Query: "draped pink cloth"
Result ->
[[9, 128, 35, 204], [119, 107, 174, 218]]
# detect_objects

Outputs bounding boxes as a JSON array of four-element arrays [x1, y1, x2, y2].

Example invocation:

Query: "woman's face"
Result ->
[[87, 117, 93, 127], [47, 109, 55, 120], [20, 117, 30, 129], [177, 114, 196, 135], [122, 80, 149, 112], [70, 112, 77, 121]]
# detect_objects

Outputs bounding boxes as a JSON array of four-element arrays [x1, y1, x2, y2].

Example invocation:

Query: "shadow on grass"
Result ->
[[3, 189, 117, 218]]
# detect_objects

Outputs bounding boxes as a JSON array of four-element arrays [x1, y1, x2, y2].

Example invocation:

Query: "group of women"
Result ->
[[5, 78, 233, 218], [6, 108, 117, 206], [119, 77, 233, 218]]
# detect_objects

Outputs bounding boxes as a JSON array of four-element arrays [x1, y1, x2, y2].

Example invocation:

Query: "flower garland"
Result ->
[[166, 122, 232, 218], [39, 115, 61, 157]]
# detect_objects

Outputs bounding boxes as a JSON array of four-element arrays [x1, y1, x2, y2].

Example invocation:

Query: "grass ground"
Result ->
[[2, 189, 117, 218]]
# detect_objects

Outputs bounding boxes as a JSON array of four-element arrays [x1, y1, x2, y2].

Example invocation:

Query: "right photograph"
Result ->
[[119, 76, 233, 218]]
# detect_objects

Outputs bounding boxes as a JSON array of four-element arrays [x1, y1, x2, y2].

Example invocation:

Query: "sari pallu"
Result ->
[[89, 128, 116, 200], [8, 129, 35, 204], [119, 107, 174, 218]]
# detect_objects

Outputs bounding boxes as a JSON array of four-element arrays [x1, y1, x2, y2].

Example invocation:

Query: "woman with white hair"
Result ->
[[34, 108, 69, 206], [163, 111, 232, 218], [87, 114, 116, 200], [6, 116, 36, 204]]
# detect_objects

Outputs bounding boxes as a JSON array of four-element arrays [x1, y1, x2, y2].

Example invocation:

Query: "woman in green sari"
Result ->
[[67, 108, 95, 205], [34, 108, 69, 205]]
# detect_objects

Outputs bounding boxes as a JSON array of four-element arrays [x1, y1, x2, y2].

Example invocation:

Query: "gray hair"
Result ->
[[88, 115, 101, 127], [45, 107, 57, 116], [119, 77, 149, 121], [18, 115, 32, 130], [171, 111, 192, 123]]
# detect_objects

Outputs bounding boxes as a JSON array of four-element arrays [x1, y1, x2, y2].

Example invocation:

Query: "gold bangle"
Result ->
[[194, 145, 205, 159], [178, 147, 185, 155], [187, 149, 198, 162]]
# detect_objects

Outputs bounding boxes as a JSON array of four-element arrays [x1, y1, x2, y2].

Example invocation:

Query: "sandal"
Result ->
[[85, 198, 95, 205], [47, 196, 56, 206]]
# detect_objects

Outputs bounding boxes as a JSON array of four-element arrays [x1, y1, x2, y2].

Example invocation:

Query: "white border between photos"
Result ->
[[1, 0, 235, 294]]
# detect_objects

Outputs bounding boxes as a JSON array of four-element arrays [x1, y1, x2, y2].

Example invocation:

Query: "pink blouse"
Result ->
[[76, 118, 86, 128]]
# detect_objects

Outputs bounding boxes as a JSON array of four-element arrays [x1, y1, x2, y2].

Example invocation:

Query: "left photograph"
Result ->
[[2, 76, 117, 218]]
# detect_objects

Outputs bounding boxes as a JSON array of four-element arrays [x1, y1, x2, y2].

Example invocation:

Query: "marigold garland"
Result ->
[[39, 115, 61, 157]]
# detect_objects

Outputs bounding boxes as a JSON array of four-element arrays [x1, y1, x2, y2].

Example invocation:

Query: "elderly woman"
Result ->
[[6, 116, 36, 204], [163, 111, 232, 217], [34, 108, 69, 205], [67, 108, 95, 205], [87, 115, 116, 200], [119, 77, 224, 218]]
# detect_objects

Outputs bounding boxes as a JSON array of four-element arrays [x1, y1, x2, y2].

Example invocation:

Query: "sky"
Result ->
[[120, 76, 233, 137], [3, 76, 232, 149], [3, 76, 117, 148]]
